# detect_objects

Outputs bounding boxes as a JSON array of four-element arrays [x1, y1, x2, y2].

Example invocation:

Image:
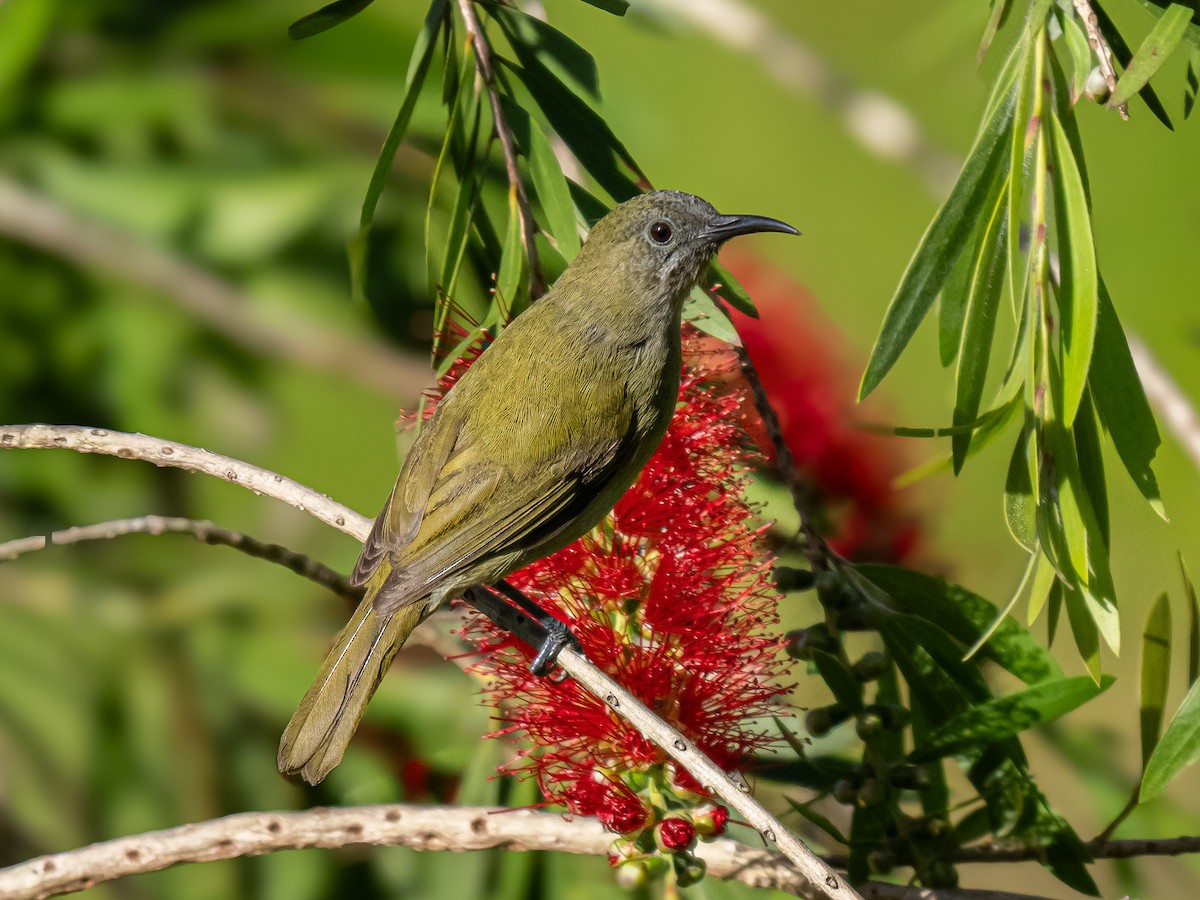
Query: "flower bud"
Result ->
[[615, 860, 648, 889], [654, 815, 697, 852], [832, 778, 858, 805], [805, 704, 849, 737], [1083, 66, 1110, 103], [855, 710, 883, 740], [773, 566, 817, 592], [784, 623, 838, 660], [693, 802, 729, 838], [851, 651, 888, 682], [607, 838, 638, 867], [673, 852, 708, 888]]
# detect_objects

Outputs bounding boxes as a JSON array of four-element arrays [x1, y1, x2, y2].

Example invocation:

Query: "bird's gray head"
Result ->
[[574, 190, 798, 306]]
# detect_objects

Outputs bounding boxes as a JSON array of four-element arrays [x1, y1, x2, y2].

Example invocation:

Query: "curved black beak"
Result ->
[[699, 213, 800, 243]]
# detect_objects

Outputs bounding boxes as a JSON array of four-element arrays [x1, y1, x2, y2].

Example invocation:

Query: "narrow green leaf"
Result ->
[[858, 66, 1018, 399], [576, 0, 629, 14], [964, 549, 1039, 660], [1092, 0, 1175, 128], [1047, 580, 1063, 646], [979, 0, 1013, 61], [1089, 281, 1165, 518], [1141, 592, 1172, 768], [1065, 585, 1102, 683], [889, 402, 1018, 439], [495, 188, 525, 317], [811, 650, 863, 712], [1048, 112, 1098, 427], [1007, 39, 1037, 318], [911, 675, 1113, 761], [953, 179, 1009, 470], [1142, 677, 1200, 801], [785, 797, 848, 844], [858, 564, 1061, 684], [489, 6, 600, 100], [500, 98, 581, 259], [938, 285, 968, 369], [1186, 46, 1199, 118], [1110, 3, 1193, 108], [1026, 550, 1058, 625], [705, 260, 758, 318], [1182, 554, 1199, 685], [1005, 424, 1038, 552], [0, 0, 55, 95], [289, 0, 376, 39], [359, 0, 447, 231], [1074, 393, 1109, 546], [684, 288, 739, 345], [500, 51, 642, 203], [1059, 11, 1095, 102], [893, 395, 1021, 486]]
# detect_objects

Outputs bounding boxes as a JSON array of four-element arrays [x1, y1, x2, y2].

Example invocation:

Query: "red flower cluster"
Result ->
[[415, 324, 793, 829]]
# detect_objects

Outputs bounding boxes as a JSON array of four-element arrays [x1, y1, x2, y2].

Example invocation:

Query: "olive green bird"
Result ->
[[279, 190, 797, 784]]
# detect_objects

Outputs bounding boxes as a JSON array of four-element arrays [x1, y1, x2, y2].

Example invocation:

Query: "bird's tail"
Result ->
[[278, 575, 425, 785]]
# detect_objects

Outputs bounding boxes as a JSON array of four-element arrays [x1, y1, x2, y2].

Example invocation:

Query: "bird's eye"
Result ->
[[649, 221, 673, 244]]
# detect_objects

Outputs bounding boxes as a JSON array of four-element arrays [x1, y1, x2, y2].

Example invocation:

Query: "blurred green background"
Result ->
[[1, 0, 1199, 897]]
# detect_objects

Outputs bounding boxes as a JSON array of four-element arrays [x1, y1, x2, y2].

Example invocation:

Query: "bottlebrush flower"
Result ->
[[417, 318, 793, 838]]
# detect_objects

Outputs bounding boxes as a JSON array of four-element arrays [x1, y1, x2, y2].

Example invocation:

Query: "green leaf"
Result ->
[[500, 46, 642, 203], [1182, 554, 1199, 685], [1059, 11, 1095, 103], [359, 0, 447, 232], [810, 650, 863, 712], [577, 0, 629, 14], [965, 550, 1039, 661], [1007, 39, 1037, 318], [938, 281, 969, 368], [1140, 592, 1172, 768], [1048, 112, 1097, 427], [288, 0, 377, 39], [1142, 676, 1200, 801], [893, 396, 1020, 486], [1074, 393, 1109, 546], [683, 288, 739, 345], [1065, 585, 1102, 683], [859, 564, 1061, 684], [501, 99, 581, 259], [1110, 3, 1193, 109], [784, 797, 848, 845], [858, 63, 1018, 399], [705, 260, 758, 318], [979, 0, 1013, 61], [489, 6, 600, 100], [1005, 424, 1038, 553], [911, 675, 1113, 761], [890, 402, 1018, 439], [1092, 1, 1175, 128], [495, 188, 526, 318], [1186, 46, 1200, 117], [1089, 281, 1165, 518], [953, 181, 1009, 470], [1026, 551, 1058, 625]]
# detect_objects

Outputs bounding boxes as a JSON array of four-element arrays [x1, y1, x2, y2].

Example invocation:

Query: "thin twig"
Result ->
[[0, 176, 432, 397], [0, 803, 1058, 900], [454, 0, 546, 299], [1071, 0, 1129, 119], [0, 515, 359, 601], [1127, 331, 1200, 476], [1, 423, 859, 900]]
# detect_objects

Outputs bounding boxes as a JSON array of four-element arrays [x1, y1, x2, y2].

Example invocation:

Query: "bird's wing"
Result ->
[[366, 375, 642, 615], [350, 403, 461, 586]]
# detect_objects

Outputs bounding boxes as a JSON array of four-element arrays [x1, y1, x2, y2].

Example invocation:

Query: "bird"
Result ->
[[278, 190, 798, 784]]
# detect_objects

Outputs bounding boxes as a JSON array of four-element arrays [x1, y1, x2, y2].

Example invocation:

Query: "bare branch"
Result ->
[[0, 515, 359, 601], [0, 176, 433, 397], [455, 0, 547, 299], [1128, 332, 1200, 476], [1, 422, 858, 900], [0, 425, 366, 541], [1072, 0, 1129, 119], [0, 803, 1056, 900]]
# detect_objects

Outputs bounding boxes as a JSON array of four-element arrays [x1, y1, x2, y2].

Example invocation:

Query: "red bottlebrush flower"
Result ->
[[654, 816, 697, 852], [417, 321, 795, 833], [707, 252, 921, 563]]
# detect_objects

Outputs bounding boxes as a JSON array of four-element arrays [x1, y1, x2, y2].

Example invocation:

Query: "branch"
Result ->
[[1127, 332, 1200, 477], [1, 423, 858, 900], [0, 803, 1052, 900], [0, 515, 359, 602], [0, 176, 432, 397], [1071, 0, 1130, 120], [455, 0, 547, 299]]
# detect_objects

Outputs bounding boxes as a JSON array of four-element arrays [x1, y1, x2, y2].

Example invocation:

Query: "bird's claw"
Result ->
[[529, 617, 581, 677]]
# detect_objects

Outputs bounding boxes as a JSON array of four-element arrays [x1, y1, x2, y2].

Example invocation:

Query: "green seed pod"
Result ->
[[805, 704, 850, 737], [774, 566, 818, 592], [851, 651, 888, 682], [784, 623, 838, 660]]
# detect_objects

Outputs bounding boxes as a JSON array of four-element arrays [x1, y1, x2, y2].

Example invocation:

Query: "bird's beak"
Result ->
[[699, 213, 800, 243]]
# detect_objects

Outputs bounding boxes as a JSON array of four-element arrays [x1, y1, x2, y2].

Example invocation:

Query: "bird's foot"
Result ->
[[528, 615, 581, 677]]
